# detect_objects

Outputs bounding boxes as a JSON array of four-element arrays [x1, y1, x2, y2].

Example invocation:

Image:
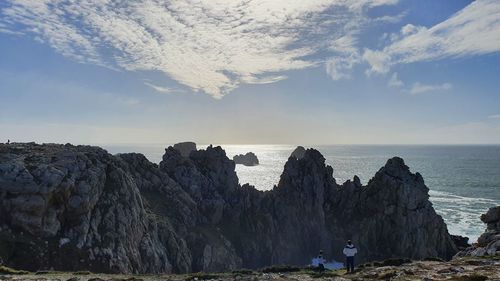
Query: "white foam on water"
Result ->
[[429, 190, 500, 242]]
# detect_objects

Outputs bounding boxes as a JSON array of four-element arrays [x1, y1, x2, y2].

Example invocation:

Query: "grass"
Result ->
[[231, 269, 255, 275], [184, 272, 222, 281], [74, 271, 92, 275], [0, 265, 30, 275], [308, 271, 340, 279], [261, 265, 301, 273]]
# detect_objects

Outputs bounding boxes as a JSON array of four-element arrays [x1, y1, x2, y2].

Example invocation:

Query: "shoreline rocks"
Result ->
[[233, 152, 259, 166], [0, 142, 460, 274], [456, 206, 500, 257]]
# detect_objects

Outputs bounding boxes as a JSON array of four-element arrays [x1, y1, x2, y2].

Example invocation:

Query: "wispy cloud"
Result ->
[[144, 82, 183, 95], [409, 82, 452, 95], [489, 114, 500, 119], [0, 0, 398, 99], [365, 0, 500, 74], [388, 72, 404, 88]]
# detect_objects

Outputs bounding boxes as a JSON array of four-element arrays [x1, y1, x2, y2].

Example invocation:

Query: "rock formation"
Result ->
[[0, 143, 458, 274], [172, 142, 196, 158], [290, 146, 306, 159], [456, 206, 500, 257], [233, 152, 259, 166]]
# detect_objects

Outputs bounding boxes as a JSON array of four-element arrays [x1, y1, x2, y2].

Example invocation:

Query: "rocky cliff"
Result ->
[[456, 206, 500, 257], [0, 143, 458, 273]]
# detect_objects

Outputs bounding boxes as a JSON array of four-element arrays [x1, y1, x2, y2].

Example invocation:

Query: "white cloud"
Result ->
[[0, 0, 398, 98], [365, 0, 500, 74], [489, 114, 500, 119], [362, 49, 391, 75], [144, 82, 183, 94], [388, 72, 404, 87], [409, 82, 452, 95]]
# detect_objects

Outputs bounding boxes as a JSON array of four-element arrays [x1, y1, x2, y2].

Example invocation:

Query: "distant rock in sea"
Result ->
[[290, 146, 306, 159], [233, 152, 259, 166], [0, 142, 458, 274], [173, 141, 197, 157]]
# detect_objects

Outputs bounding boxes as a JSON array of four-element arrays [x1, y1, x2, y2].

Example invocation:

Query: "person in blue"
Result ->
[[312, 250, 326, 272], [343, 240, 358, 273]]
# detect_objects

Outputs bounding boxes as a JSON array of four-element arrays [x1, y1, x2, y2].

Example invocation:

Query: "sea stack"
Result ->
[[233, 152, 259, 166]]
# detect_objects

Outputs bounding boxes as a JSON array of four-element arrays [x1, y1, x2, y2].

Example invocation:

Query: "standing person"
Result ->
[[312, 250, 326, 272], [343, 240, 357, 273]]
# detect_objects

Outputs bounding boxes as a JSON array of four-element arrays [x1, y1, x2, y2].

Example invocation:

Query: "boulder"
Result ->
[[451, 235, 470, 251], [233, 152, 259, 166]]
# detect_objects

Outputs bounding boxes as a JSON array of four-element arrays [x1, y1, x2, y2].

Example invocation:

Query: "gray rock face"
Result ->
[[233, 152, 259, 166], [457, 206, 500, 257], [0, 143, 458, 274], [290, 146, 306, 159], [0, 143, 170, 273], [173, 142, 197, 158]]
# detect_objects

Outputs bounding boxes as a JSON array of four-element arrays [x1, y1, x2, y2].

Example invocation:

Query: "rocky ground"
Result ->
[[1, 256, 498, 281]]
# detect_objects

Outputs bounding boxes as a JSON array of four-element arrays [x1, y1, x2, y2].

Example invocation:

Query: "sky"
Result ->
[[0, 0, 499, 145]]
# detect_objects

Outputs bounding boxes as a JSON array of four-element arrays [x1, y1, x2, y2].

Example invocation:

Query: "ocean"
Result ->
[[103, 144, 500, 242]]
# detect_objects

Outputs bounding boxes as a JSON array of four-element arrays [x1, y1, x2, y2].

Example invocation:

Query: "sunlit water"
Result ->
[[104, 144, 500, 242]]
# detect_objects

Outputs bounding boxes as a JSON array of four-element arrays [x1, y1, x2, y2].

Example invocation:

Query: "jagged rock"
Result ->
[[0, 143, 171, 273], [172, 142, 197, 158], [290, 146, 306, 159], [233, 152, 259, 166], [457, 206, 500, 257], [0, 143, 459, 274], [451, 235, 470, 251]]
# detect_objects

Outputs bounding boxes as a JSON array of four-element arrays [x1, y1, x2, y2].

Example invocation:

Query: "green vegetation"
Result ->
[[74, 271, 92, 275], [261, 265, 301, 273], [184, 272, 222, 281], [308, 271, 340, 279], [231, 269, 255, 275], [0, 265, 29, 275]]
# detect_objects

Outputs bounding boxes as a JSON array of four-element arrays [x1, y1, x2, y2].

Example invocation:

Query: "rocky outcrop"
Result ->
[[0, 143, 458, 274], [233, 152, 259, 166], [0, 143, 170, 273], [172, 142, 196, 158], [290, 146, 306, 159], [451, 235, 470, 251], [456, 206, 500, 257]]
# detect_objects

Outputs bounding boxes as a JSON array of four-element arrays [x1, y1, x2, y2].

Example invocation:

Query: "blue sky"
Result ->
[[0, 0, 499, 144]]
